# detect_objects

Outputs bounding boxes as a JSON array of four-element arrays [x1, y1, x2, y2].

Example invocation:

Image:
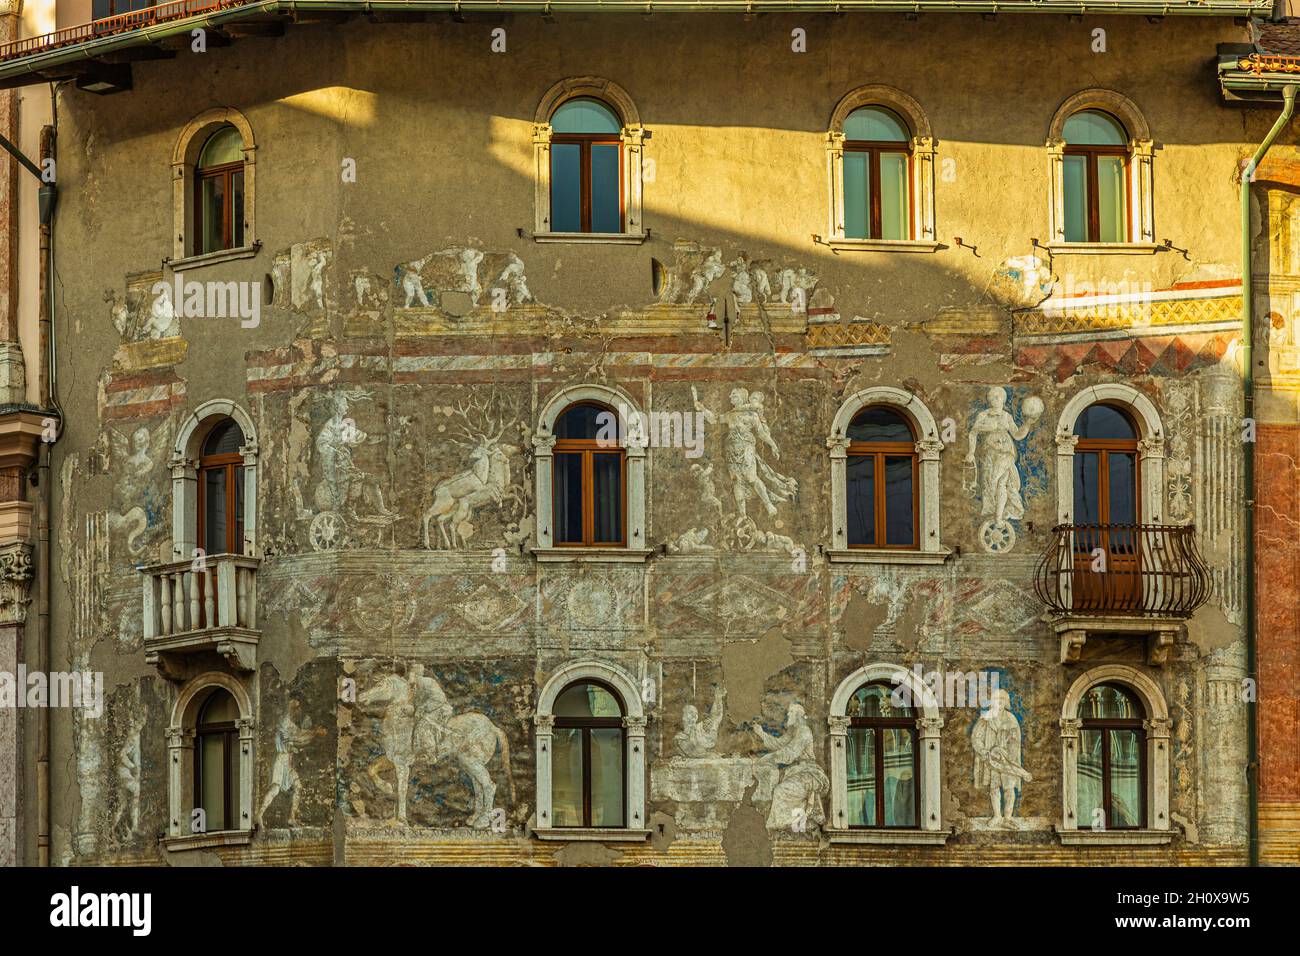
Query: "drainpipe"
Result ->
[[1241, 82, 1295, 869]]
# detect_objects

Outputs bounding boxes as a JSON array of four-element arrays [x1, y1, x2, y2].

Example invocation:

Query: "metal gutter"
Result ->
[[1239, 81, 1295, 869], [0, 0, 1274, 84]]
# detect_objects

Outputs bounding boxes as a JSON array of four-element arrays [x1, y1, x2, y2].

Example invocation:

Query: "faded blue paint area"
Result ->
[[143, 491, 164, 528]]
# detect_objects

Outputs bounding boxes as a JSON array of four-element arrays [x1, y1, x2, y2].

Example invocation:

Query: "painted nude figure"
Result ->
[[674, 687, 726, 758], [964, 386, 1042, 552]]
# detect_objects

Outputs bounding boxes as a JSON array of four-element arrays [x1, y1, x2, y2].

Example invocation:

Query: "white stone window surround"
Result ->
[[1053, 383, 1166, 528], [533, 660, 649, 840], [164, 671, 255, 847], [1057, 664, 1172, 844], [532, 76, 647, 244], [824, 84, 939, 253], [170, 108, 258, 267], [171, 399, 259, 560], [1045, 89, 1157, 254], [826, 386, 949, 564], [531, 383, 651, 563], [826, 663, 948, 843]]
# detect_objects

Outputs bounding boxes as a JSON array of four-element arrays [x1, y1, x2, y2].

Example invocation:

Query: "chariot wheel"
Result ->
[[978, 519, 1016, 554], [310, 511, 345, 551]]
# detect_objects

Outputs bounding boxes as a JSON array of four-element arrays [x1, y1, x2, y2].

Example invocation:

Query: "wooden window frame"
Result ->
[[549, 132, 624, 234], [1063, 140, 1131, 244], [196, 449, 244, 557], [194, 698, 238, 833], [1073, 403, 1142, 525], [847, 682, 922, 830], [552, 680, 628, 829], [1078, 684, 1147, 830], [847, 407, 919, 550], [194, 159, 244, 256], [552, 402, 627, 547], [843, 137, 914, 241]]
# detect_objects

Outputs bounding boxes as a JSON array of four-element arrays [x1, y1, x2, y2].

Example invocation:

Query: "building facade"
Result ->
[[0, 0, 1297, 866]]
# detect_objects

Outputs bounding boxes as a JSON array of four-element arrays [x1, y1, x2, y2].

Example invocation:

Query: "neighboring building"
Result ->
[[0, 0, 1295, 866]]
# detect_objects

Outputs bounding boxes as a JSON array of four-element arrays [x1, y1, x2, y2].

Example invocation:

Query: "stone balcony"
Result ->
[[140, 553, 260, 680], [1033, 523, 1212, 665]]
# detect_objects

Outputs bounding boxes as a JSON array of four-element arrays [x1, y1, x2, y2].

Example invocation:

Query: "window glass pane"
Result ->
[[590, 144, 621, 234], [1063, 110, 1127, 146], [199, 689, 236, 725], [232, 169, 245, 248], [884, 455, 915, 546], [199, 734, 226, 831], [846, 455, 874, 546], [555, 682, 623, 718], [1073, 452, 1100, 527], [554, 453, 584, 544], [849, 683, 913, 718], [880, 151, 909, 240], [1080, 684, 1142, 719], [1097, 155, 1126, 243], [882, 728, 916, 827], [592, 453, 623, 543], [1108, 452, 1137, 525], [203, 419, 245, 456], [550, 143, 582, 233], [198, 126, 243, 168], [204, 468, 227, 555], [590, 728, 625, 827], [1108, 729, 1142, 828], [551, 98, 620, 134], [1063, 155, 1088, 243], [844, 107, 908, 142], [849, 406, 913, 443], [1078, 728, 1104, 829], [551, 728, 583, 827], [1074, 404, 1136, 440], [200, 175, 225, 254], [843, 151, 869, 240], [846, 727, 876, 827], [234, 465, 245, 553], [555, 403, 611, 440]]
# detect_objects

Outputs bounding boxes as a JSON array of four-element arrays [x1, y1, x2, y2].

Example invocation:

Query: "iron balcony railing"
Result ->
[[0, 1, 253, 62], [1034, 523, 1211, 618]]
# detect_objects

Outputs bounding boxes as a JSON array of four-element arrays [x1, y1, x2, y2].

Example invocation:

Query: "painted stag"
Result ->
[[423, 399, 521, 549]]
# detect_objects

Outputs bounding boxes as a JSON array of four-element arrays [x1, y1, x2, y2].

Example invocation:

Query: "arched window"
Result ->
[[550, 98, 623, 234], [845, 682, 919, 829], [533, 79, 645, 243], [551, 681, 626, 828], [1062, 110, 1129, 244], [827, 387, 946, 563], [166, 672, 255, 845], [198, 418, 246, 556], [846, 405, 918, 549], [195, 688, 241, 832], [827, 663, 946, 841], [195, 126, 246, 255], [1076, 683, 1146, 830], [842, 107, 912, 241], [553, 402, 625, 547], [534, 660, 647, 837]]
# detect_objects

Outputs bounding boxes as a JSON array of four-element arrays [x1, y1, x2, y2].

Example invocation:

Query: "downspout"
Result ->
[[1240, 81, 1295, 869]]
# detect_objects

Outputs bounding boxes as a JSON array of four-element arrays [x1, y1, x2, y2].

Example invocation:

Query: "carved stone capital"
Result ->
[[1136, 436, 1165, 458], [0, 541, 33, 626], [622, 715, 648, 735], [825, 435, 849, 457], [1144, 716, 1172, 738], [918, 715, 945, 736], [1055, 432, 1080, 452], [827, 715, 851, 734], [534, 714, 555, 733], [915, 438, 945, 461], [166, 726, 195, 749], [1059, 717, 1082, 737]]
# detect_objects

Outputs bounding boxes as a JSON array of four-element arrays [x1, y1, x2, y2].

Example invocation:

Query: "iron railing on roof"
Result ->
[[1033, 523, 1212, 618], [0, 1, 253, 62]]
